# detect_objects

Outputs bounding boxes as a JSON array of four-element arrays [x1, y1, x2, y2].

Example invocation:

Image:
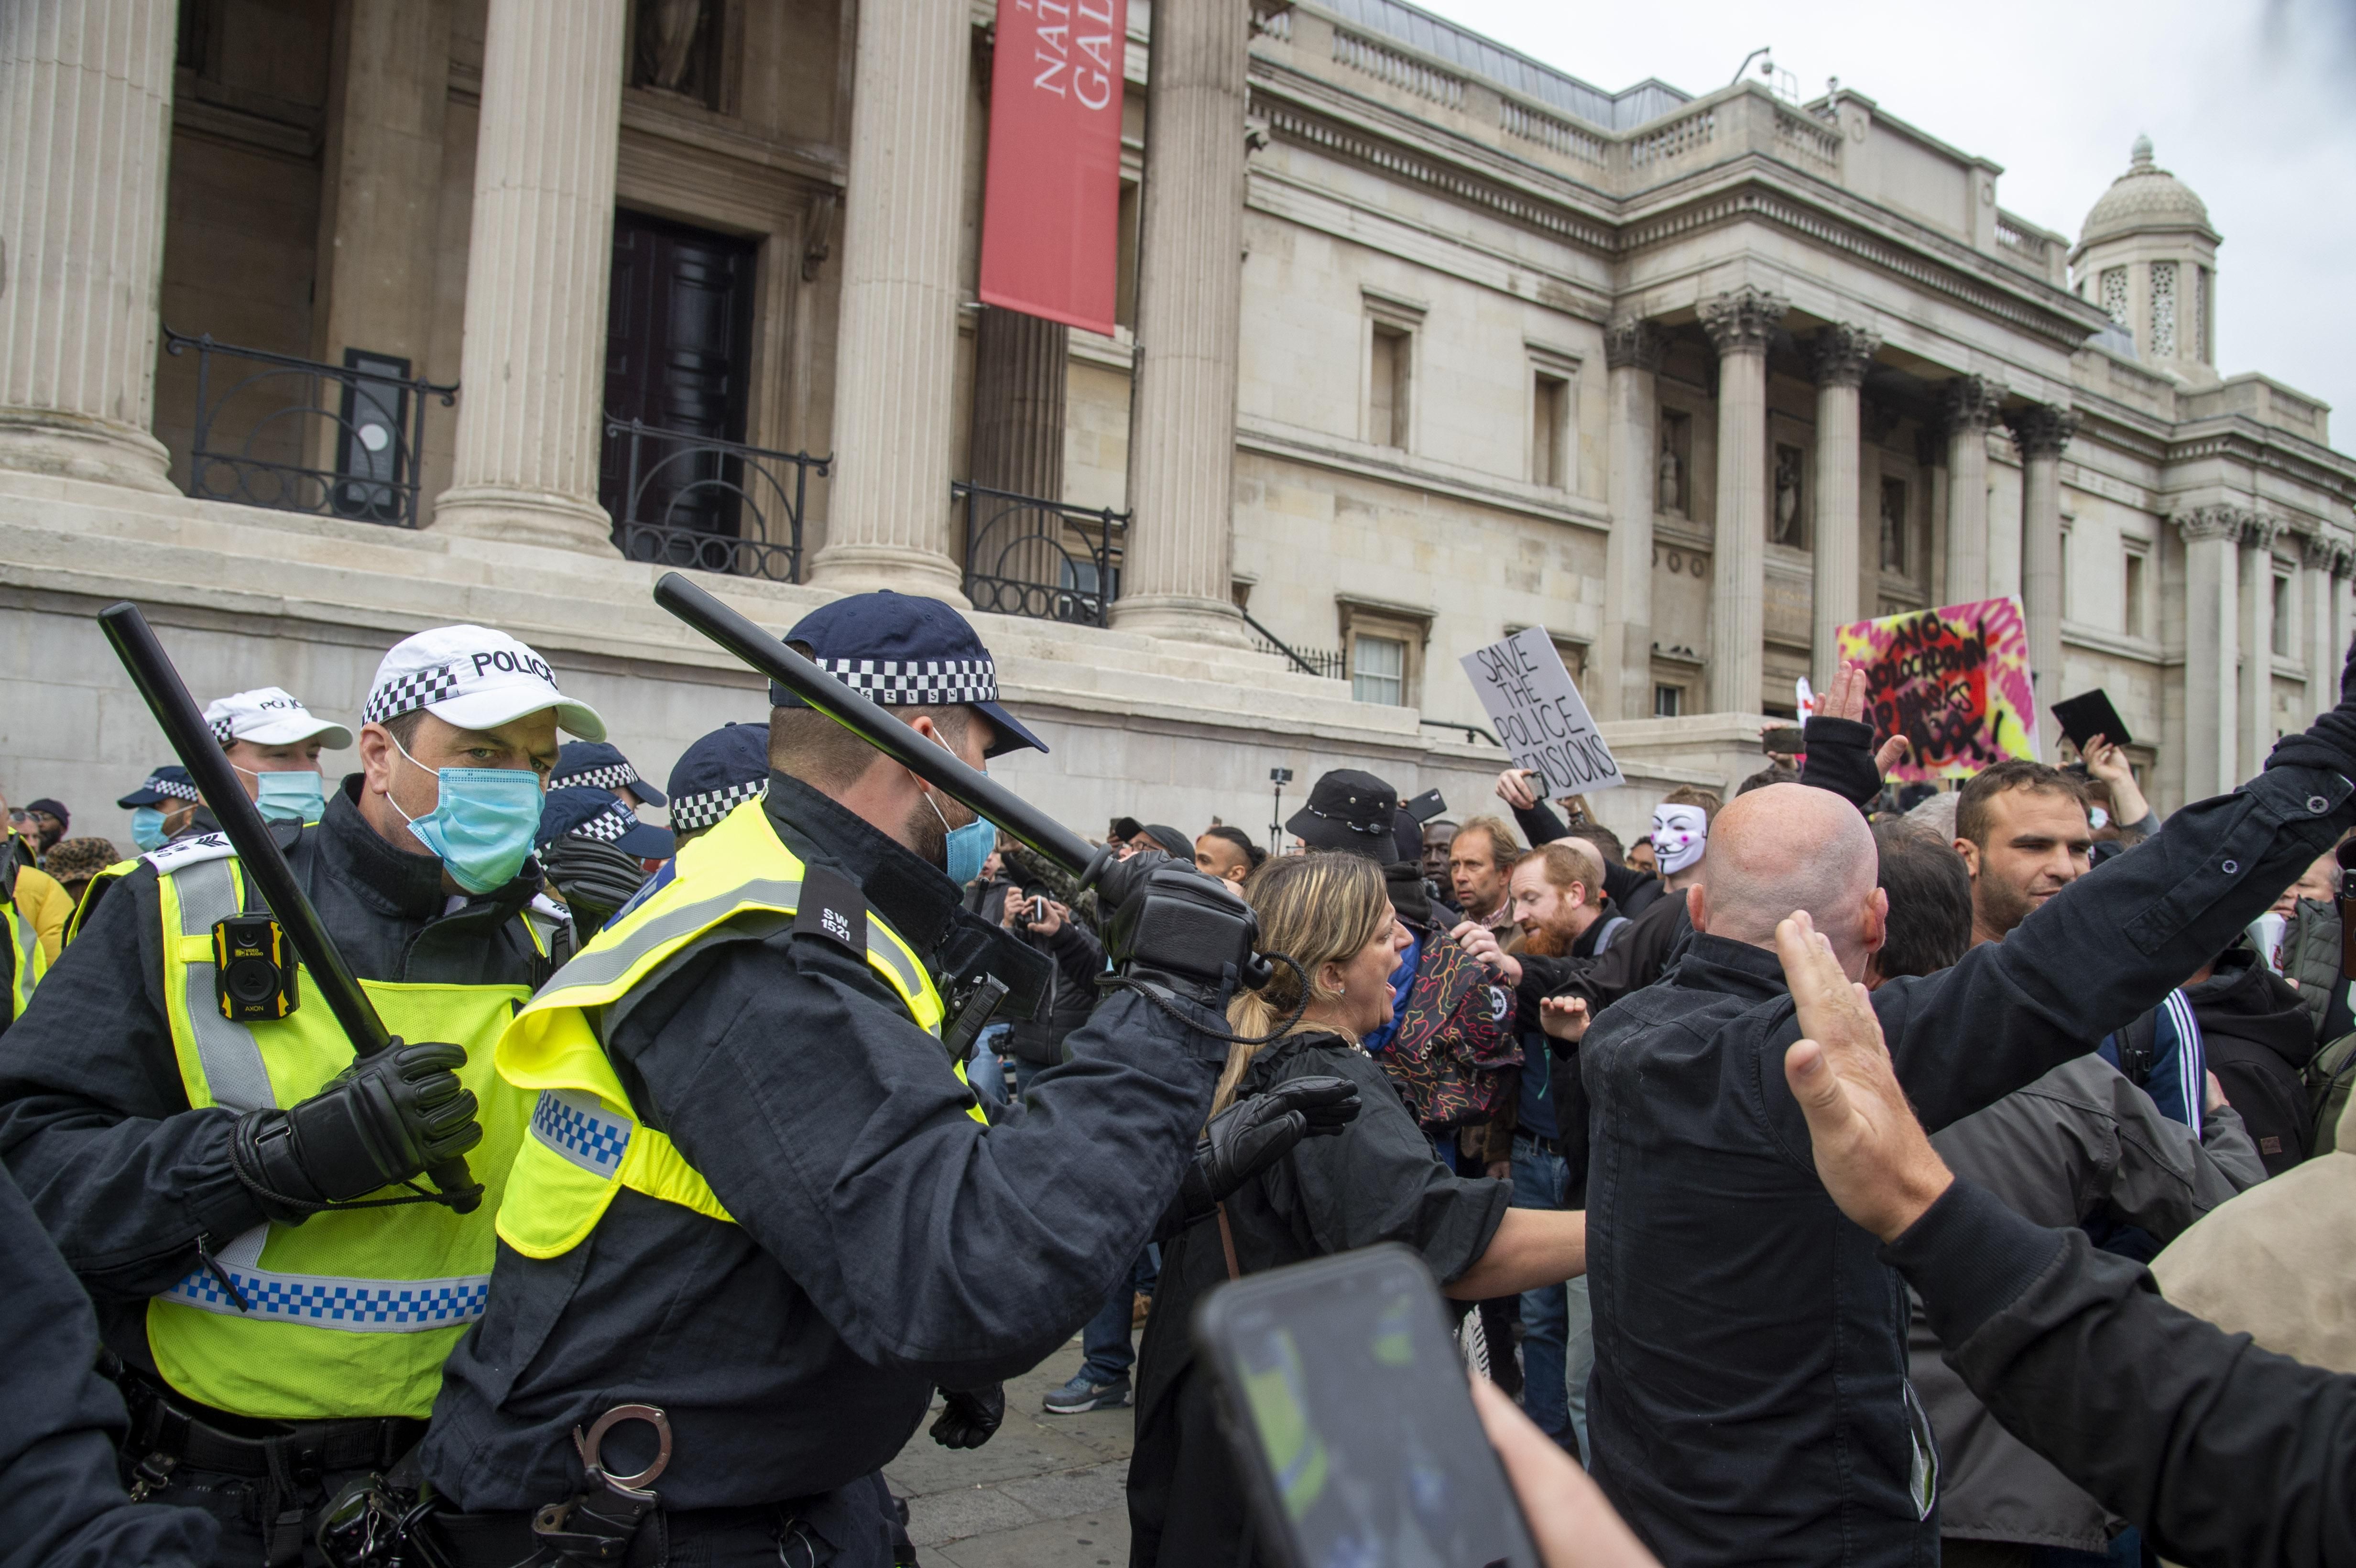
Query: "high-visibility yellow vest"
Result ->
[[131, 832, 561, 1420], [0, 864, 43, 1025], [495, 796, 980, 1262]]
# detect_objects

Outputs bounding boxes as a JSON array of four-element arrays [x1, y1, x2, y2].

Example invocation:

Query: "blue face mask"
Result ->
[[389, 738, 545, 894], [131, 806, 170, 853], [250, 769, 326, 825], [924, 735, 996, 888]]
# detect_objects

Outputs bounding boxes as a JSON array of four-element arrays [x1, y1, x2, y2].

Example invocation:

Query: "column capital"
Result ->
[[1699, 287, 1787, 358], [2173, 503, 2249, 544], [2005, 402, 2079, 460], [1941, 375, 2006, 435], [2244, 512, 2287, 554], [2336, 544, 2356, 581], [1603, 317, 1668, 372], [1809, 324, 1880, 388], [2300, 529, 2339, 571]]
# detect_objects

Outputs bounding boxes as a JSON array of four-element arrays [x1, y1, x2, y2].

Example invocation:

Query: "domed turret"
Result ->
[[2070, 136, 2221, 384]]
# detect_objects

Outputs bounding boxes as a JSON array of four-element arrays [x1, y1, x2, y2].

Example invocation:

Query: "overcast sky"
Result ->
[[1418, 0, 2356, 453]]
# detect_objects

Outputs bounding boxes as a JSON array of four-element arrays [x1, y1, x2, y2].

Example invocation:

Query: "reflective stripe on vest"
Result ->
[[494, 797, 975, 1261], [1, 900, 37, 1024], [143, 845, 547, 1419]]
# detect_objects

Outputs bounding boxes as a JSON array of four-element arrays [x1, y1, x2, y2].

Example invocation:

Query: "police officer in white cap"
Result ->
[[0, 623, 600, 1566], [203, 686, 354, 825]]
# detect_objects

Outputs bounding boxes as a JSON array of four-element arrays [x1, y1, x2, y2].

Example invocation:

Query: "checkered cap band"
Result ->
[[554, 762, 636, 792], [364, 664, 462, 725], [669, 778, 767, 833], [208, 718, 235, 744], [816, 656, 996, 707], [153, 776, 203, 803], [568, 809, 633, 844]]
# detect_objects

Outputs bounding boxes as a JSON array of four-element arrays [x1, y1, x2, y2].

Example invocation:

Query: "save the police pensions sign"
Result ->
[[1460, 628, 1625, 795]]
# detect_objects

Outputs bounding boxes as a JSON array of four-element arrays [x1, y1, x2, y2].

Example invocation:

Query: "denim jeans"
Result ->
[[1078, 1244, 1161, 1383], [1510, 1133, 1572, 1444]]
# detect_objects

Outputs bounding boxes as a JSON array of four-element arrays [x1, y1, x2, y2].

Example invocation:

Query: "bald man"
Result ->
[[1580, 669, 2356, 1568]]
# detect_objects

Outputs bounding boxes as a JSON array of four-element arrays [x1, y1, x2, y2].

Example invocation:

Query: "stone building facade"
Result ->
[[1, 0, 2349, 851]]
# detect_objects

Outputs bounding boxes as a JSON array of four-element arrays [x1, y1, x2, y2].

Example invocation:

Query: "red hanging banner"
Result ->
[[978, 0, 1128, 337]]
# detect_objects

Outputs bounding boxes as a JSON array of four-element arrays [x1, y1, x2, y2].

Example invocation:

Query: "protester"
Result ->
[[548, 738, 667, 810], [1954, 759, 2093, 947], [1625, 834, 1655, 875], [1775, 912, 2356, 1568], [1422, 817, 1457, 882], [2080, 730, 2158, 844], [662, 719, 770, 847], [1193, 824, 1260, 887], [1494, 769, 1665, 919], [1580, 661, 2356, 1565], [2178, 939, 2319, 1174], [1127, 850, 1587, 1566], [40, 837, 119, 920], [1865, 820, 1972, 986], [22, 797, 69, 857], [203, 686, 350, 823], [1450, 814, 1522, 935]]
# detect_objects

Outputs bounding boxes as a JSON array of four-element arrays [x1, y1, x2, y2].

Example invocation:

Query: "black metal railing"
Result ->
[[1420, 716, 1501, 745], [164, 328, 455, 527], [955, 482, 1126, 627], [1240, 607, 1347, 679], [604, 419, 826, 584]]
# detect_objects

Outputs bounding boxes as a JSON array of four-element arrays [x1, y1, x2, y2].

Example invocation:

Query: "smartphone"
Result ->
[[1761, 725, 1804, 755], [1192, 1244, 1543, 1568]]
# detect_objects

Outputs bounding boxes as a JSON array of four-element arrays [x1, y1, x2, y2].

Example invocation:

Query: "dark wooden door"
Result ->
[[601, 209, 757, 545]]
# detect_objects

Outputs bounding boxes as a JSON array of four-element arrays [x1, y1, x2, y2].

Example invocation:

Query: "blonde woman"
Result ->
[[1127, 850, 1589, 1567]]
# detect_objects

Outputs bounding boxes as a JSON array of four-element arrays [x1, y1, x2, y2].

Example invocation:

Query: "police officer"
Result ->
[[418, 592, 1347, 1565], [119, 764, 213, 851], [205, 686, 354, 824], [660, 721, 769, 848], [0, 622, 602, 1566], [534, 788, 672, 941]]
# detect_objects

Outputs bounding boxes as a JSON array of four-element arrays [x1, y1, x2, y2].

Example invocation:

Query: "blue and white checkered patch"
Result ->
[[816, 656, 996, 708], [158, 1263, 491, 1333], [531, 1088, 633, 1174], [669, 777, 767, 833], [554, 762, 637, 792]]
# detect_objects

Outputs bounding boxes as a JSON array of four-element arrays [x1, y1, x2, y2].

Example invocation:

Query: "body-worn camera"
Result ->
[[214, 914, 299, 1022]]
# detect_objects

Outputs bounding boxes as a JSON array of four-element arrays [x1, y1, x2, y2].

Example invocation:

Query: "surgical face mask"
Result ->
[[386, 735, 544, 894], [921, 733, 995, 887], [131, 806, 170, 853], [243, 767, 325, 824]]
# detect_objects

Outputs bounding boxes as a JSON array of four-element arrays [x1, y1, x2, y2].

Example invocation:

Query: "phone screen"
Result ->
[[1195, 1246, 1542, 1568]]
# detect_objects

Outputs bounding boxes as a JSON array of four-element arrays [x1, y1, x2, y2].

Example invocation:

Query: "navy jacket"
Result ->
[[1581, 759, 2355, 1567], [422, 774, 1225, 1515]]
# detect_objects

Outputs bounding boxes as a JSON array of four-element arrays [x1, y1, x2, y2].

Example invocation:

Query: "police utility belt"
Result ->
[[118, 1367, 423, 1501]]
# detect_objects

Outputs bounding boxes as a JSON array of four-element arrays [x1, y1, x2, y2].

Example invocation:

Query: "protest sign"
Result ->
[[977, 0, 1128, 335], [1834, 597, 2040, 781], [1459, 628, 1624, 795]]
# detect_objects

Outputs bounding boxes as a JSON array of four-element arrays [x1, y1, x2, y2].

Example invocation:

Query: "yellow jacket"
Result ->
[[12, 861, 70, 965]]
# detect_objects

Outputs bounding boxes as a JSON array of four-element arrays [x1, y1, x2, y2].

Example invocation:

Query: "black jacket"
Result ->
[[1508, 798, 1665, 919], [1127, 1030, 1511, 1567], [1580, 758, 2356, 1568], [1894, 1176, 2356, 1568], [422, 774, 1226, 1514], [0, 1159, 217, 1567], [2183, 945, 2321, 1174], [0, 778, 559, 1379]]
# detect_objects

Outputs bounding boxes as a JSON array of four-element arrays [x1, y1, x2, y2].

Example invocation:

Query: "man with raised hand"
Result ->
[[1577, 640, 2356, 1567]]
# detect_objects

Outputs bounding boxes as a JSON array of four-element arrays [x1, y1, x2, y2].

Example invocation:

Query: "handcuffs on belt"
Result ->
[[528, 1405, 673, 1565]]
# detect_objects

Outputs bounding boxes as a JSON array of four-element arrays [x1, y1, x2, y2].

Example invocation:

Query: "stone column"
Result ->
[[1110, 0, 1252, 646], [430, 0, 625, 553], [1809, 325, 1877, 682], [967, 306, 1069, 599], [0, 0, 178, 491], [1941, 376, 2003, 604], [2177, 506, 2242, 801], [1700, 287, 1785, 713], [2336, 549, 2356, 702], [2007, 402, 2076, 754], [807, 0, 971, 599], [2301, 532, 2340, 720], [2240, 514, 2284, 778], [1597, 318, 1665, 720]]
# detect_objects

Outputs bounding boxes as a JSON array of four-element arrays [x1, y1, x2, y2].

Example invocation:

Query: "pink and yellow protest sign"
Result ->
[[1834, 597, 2039, 782]]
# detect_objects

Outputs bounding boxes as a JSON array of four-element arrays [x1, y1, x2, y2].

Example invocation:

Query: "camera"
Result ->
[[214, 915, 299, 1022], [1270, 767, 1293, 785]]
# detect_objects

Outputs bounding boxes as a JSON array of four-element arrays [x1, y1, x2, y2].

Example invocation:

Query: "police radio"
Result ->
[[214, 914, 300, 1022]]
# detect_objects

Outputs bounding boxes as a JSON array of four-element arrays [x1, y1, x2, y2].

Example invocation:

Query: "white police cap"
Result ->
[[363, 625, 606, 741], [204, 686, 354, 750]]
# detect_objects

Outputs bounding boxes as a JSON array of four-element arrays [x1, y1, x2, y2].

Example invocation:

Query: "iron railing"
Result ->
[[954, 482, 1126, 627], [1420, 716, 1500, 745], [604, 419, 826, 584], [163, 328, 455, 527], [1240, 607, 1347, 679]]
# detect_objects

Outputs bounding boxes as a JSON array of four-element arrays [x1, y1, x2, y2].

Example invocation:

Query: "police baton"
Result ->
[[651, 571, 1102, 880], [97, 601, 481, 1214]]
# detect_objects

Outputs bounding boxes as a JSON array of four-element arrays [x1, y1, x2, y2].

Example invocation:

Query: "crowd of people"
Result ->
[[1, 588, 2355, 1568]]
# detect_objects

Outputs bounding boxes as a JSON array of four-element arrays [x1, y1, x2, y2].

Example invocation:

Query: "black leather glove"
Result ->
[[930, 1385, 1006, 1449], [231, 1039, 480, 1218], [1095, 849, 1262, 1013], [1168, 1075, 1362, 1232], [542, 836, 651, 922]]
